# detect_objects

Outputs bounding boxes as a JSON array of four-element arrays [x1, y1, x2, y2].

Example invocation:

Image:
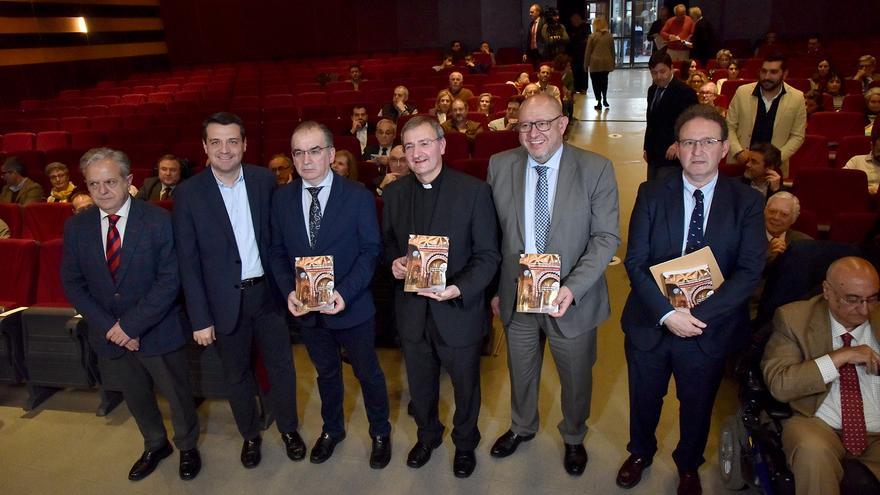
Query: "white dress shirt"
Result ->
[[100, 196, 131, 255], [523, 145, 563, 254], [213, 167, 264, 280], [300, 171, 334, 241], [680, 172, 718, 255]]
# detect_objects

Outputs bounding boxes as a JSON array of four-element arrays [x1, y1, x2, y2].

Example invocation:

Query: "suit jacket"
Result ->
[[621, 173, 767, 358], [690, 18, 716, 64], [487, 143, 621, 337], [726, 82, 807, 175], [362, 144, 394, 161], [172, 165, 281, 336], [270, 173, 379, 329], [644, 78, 698, 170], [762, 295, 880, 419], [136, 177, 175, 201], [523, 17, 546, 54], [382, 167, 500, 347], [0, 178, 45, 205], [61, 199, 184, 358]]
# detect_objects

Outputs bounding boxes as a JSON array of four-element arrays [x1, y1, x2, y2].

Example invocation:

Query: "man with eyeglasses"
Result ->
[[854, 55, 876, 94], [487, 93, 620, 476], [267, 154, 293, 186], [376, 144, 409, 196], [0, 157, 45, 205], [382, 116, 500, 478], [619, 104, 765, 494], [362, 119, 397, 162], [763, 256, 880, 495], [173, 112, 304, 469]]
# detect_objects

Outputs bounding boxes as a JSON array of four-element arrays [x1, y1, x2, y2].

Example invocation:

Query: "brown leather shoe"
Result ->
[[616, 454, 652, 489], [677, 470, 702, 495]]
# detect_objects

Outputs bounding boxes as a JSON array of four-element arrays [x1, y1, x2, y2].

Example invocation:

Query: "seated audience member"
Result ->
[[376, 144, 409, 196], [865, 88, 880, 136], [0, 157, 45, 205], [536, 64, 562, 104], [447, 40, 466, 62], [804, 34, 829, 61], [489, 97, 523, 131], [810, 59, 832, 92], [45, 161, 79, 203], [346, 63, 366, 90], [716, 59, 741, 94], [687, 70, 708, 92], [714, 49, 732, 72], [683, 59, 699, 79], [742, 142, 783, 200], [476, 93, 494, 117], [824, 72, 846, 111], [762, 256, 880, 495], [362, 118, 397, 161], [463, 54, 489, 74], [441, 99, 484, 141], [349, 105, 371, 153], [506, 72, 531, 94], [432, 54, 454, 72], [754, 31, 779, 59], [479, 41, 496, 66], [443, 71, 474, 102], [268, 154, 294, 186], [0, 218, 9, 238], [844, 132, 880, 194], [429, 90, 453, 124], [698, 81, 726, 116], [136, 154, 185, 201], [69, 191, 94, 213], [522, 83, 541, 99], [379, 86, 417, 122], [804, 90, 824, 117], [764, 191, 811, 263], [331, 149, 359, 181], [854, 55, 876, 93]]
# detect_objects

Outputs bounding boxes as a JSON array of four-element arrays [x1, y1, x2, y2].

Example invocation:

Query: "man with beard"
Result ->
[[727, 54, 806, 178], [739, 142, 783, 201], [644, 49, 698, 181], [441, 99, 484, 141]]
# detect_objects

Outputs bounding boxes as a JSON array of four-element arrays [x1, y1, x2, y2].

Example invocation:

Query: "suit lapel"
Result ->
[[807, 299, 834, 410], [114, 199, 143, 287], [664, 177, 685, 254], [87, 208, 115, 288], [512, 150, 527, 249], [703, 176, 731, 248], [202, 168, 237, 248], [289, 178, 310, 248]]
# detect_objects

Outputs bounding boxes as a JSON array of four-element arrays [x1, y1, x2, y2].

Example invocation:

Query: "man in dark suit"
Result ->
[[688, 7, 716, 66], [618, 105, 766, 495], [361, 118, 397, 161], [269, 121, 391, 468], [173, 112, 304, 468], [644, 49, 698, 181], [382, 116, 500, 478], [523, 3, 546, 66], [487, 94, 621, 476], [135, 154, 184, 201], [61, 147, 200, 481]]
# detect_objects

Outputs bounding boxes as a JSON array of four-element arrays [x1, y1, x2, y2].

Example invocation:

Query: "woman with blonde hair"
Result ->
[[583, 15, 615, 110], [429, 90, 453, 124], [45, 161, 79, 203], [477, 93, 494, 117]]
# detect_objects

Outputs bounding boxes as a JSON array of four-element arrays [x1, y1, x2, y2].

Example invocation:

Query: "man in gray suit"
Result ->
[[486, 93, 621, 475]]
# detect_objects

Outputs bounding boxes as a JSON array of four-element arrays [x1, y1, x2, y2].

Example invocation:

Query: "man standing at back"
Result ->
[[173, 112, 304, 469], [487, 93, 620, 476], [644, 49, 698, 181]]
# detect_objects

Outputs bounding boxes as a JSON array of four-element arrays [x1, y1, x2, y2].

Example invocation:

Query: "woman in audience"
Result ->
[[429, 90, 453, 123], [809, 59, 832, 92], [803, 90, 824, 117], [687, 70, 708, 92], [506, 72, 531, 94], [715, 59, 741, 94], [824, 72, 846, 110], [714, 49, 732, 71], [45, 161, 79, 203], [477, 93, 494, 117], [682, 59, 699, 80], [331, 149, 359, 182], [865, 87, 880, 136], [583, 15, 615, 110]]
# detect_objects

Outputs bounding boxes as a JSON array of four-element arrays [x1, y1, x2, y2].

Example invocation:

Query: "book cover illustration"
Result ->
[[294, 255, 335, 312], [404, 234, 449, 293], [516, 253, 561, 313], [662, 264, 715, 309]]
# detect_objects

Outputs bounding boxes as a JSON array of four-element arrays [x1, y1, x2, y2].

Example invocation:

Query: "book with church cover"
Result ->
[[404, 234, 449, 293], [516, 253, 561, 313], [661, 264, 716, 310], [294, 255, 335, 312]]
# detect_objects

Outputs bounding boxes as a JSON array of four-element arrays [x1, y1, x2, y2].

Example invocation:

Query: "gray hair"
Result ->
[[865, 87, 880, 103], [401, 116, 445, 141], [767, 191, 801, 220], [292, 121, 334, 148], [80, 147, 131, 177]]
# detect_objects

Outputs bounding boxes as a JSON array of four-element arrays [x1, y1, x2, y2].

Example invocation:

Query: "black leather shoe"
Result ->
[[282, 431, 306, 461], [453, 449, 476, 478], [616, 454, 652, 488], [128, 442, 173, 481], [369, 435, 392, 469], [406, 441, 440, 468], [489, 430, 535, 458], [240, 437, 262, 469], [594, 104, 602, 110], [178, 448, 201, 480], [310, 432, 345, 464], [563, 443, 587, 475], [677, 470, 702, 495]]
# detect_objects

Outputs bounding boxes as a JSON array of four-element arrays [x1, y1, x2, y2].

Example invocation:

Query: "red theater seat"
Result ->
[[0, 204, 23, 238], [120, 94, 147, 105], [60, 117, 90, 132], [33, 239, 68, 307], [793, 168, 871, 226], [450, 158, 490, 181], [3, 132, 36, 152], [807, 112, 865, 145], [71, 130, 105, 149], [35, 131, 71, 152], [841, 94, 867, 114], [443, 132, 470, 163], [27, 118, 61, 132], [473, 130, 519, 159], [788, 134, 829, 180], [829, 212, 879, 244], [22, 202, 73, 242], [835, 135, 872, 168], [0, 239, 38, 310]]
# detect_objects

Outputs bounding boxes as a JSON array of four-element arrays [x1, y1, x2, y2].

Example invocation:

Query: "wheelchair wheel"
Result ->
[[720, 414, 748, 490]]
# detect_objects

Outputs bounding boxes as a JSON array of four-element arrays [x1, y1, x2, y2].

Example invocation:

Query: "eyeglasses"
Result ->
[[516, 115, 563, 133], [291, 145, 332, 160], [826, 284, 880, 307], [678, 138, 722, 149], [403, 137, 442, 153]]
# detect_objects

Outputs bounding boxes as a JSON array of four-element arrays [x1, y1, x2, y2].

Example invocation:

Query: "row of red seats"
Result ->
[[0, 238, 64, 312]]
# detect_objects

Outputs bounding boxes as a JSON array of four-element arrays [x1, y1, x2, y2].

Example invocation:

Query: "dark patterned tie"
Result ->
[[840, 332, 868, 455], [535, 166, 550, 254], [651, 87, 666, 112], [685, 189, 704, 254], [307, 186, 323, 248], [159, 185, 170, 201], [106, 214, 121, 281]]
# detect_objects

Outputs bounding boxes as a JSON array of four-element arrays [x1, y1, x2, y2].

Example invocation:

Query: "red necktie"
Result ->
[[530, 21, 538, 49], [106, 214, 122, 281], [839, 332, 868, 455]]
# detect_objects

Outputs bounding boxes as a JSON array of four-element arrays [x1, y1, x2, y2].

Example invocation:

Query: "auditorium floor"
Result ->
[[0, 69, 743, 494]]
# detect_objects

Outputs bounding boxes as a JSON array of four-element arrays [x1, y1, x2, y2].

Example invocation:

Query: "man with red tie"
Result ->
[[523, 4, 545, 66], [763, 256, 880, 495]]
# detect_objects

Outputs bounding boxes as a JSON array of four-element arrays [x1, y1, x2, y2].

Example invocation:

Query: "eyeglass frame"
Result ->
[[516, 114, 564, 133], [402, 137, 443, 153], [824, 282, 880, 307], [677, 138, 723, 149], [291, 145, 333, 160]]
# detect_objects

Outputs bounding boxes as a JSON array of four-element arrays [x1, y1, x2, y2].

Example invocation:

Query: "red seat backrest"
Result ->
[[60, 117, 89, 132], [450, 158, 490, 181], [3, 132, 36, 152], [35, 131, 71, 152], [829, 212, 880, 244], [22, 202, 73, 242], [35, 238, 69, 307], [806, 112, 865, 145], [841, 94, 867, 114], [788, 134, 829, 180], [443, 131, 470, 162], [0, 203, 24, 238], [473, 130, 519, 159], [0, 238, 38, 310], [793, 168, 871, 226], [835, 135, 872, 168]]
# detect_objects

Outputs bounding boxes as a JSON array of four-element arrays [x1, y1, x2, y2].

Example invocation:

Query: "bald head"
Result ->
[[674, 4, 686, 17], [824, 256, 880, 329], [827, 257, 879, 287]]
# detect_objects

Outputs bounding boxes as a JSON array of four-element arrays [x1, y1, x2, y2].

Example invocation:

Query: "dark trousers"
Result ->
[[624, 333, 726, 472], [590, 71, 610, 103], [300, 317, 391, 439], [101, 347, 199, 452], [401, 309, 482, 451], [215, 281, 298, 440]]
